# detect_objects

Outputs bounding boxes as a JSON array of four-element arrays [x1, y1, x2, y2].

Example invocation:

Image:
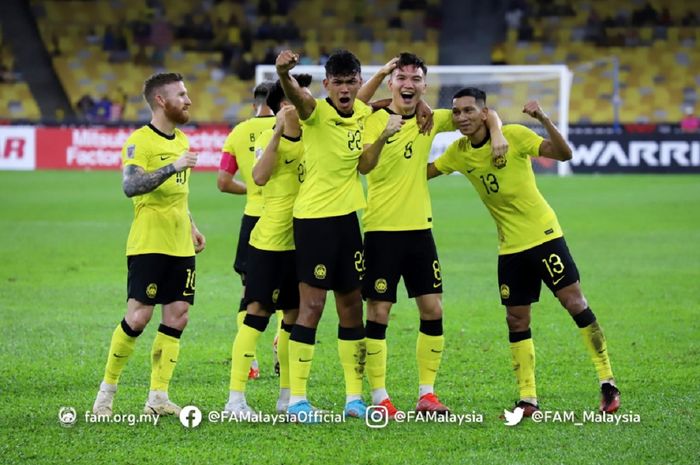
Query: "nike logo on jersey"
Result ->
[[160, 155, 169, 160], [284, 159, 295, 164], [386, 137, 398, 144], [552, 275, 566, 286], [466, 168, 475, 173], [113, 353, 128, 358]]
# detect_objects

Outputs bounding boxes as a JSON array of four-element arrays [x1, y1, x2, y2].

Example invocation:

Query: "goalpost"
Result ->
[[256, 65, 573, 175]]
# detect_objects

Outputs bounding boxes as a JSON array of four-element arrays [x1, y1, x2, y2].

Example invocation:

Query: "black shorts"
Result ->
[[362, 229, 442, 303], [293, 213, 364, 292], [127, 254, 196, 305], [497, 237, 580, 306], [233, 214, 260, 280], [244, 246, 299, 311]]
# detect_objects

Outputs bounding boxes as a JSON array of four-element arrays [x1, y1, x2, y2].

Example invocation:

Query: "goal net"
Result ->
[[256, 64, 572, 175]]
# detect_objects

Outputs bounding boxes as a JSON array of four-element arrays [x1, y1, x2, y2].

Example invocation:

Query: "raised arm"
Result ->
[[358, 114, 403, 174], [485, 109, 508, 157], [427, 162, 443, 180], [357, 57, 398, 104], [523, 100, 572, 161], [276, 51, 316, 120], [123, 151, 197, 197], [253, 109, 290, 186]]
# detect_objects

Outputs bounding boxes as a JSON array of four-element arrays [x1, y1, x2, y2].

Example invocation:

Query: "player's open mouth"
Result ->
[[339, 97, 351, 104], [400, 92, 414, 103]]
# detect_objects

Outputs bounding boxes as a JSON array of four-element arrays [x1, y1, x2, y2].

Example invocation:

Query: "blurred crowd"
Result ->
[[506, 0, 700, 46]]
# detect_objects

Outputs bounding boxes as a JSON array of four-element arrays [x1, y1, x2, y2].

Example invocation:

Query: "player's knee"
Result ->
[[127, 311, 151, 331], [367, 301, 391, 325], [559, 293, 587, 314], [506, 312, 530, 331], [418, 297, 442, 320]]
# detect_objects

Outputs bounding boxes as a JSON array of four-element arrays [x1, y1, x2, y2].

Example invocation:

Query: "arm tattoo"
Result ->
[[122, 163, 176, 197]]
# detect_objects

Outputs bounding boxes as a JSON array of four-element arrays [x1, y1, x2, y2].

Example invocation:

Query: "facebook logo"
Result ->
[[179, 405, 202, 428]]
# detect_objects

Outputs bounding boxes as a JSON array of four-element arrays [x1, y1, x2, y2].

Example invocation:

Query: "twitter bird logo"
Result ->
[[503, 406, 524, 426]]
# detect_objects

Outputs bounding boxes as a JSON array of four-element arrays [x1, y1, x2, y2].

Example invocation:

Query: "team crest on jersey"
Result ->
[[374, 279, 388, 294], [126, 144, 136, 159], [314, 264, 327, 280], [493, 155, 507, 169], [272, 288, 280, 304], [500, 284, 510, 299], [146, 283, 158, 298]]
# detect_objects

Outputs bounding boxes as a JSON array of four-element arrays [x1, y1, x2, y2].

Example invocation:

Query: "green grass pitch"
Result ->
[[1, 171, 698, 464]]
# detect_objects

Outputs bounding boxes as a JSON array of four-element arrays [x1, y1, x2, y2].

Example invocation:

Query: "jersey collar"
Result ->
[[325, 97, 354, 118], [148, 123, 176, 140], [383, 107, 415, 120]]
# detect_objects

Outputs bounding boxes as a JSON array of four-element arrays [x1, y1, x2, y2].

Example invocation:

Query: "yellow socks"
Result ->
[[574, 308, 614, 382], [228, 314, 270, 392], [288, 324, 316, 401], [103, 319, 141, 385], [509, 329, 537, 401], [417, 319, 444, 395], [149, 324, 182, 392], [338, 326, 366, 400]]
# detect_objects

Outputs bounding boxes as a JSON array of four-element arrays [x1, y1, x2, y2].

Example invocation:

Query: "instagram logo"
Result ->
[[365, 405, 389, 428]]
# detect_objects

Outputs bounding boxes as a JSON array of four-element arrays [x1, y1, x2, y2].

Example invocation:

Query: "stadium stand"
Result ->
[[0, 25, 41, 120], [28, 0, 441, 124], [500, 0, 700, 123]]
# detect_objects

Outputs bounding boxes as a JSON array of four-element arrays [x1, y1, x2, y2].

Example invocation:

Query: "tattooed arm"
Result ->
[[122, 151, 198, 197]]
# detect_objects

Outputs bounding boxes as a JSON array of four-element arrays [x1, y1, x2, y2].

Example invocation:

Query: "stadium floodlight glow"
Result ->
[[257, 64, 573, 175]]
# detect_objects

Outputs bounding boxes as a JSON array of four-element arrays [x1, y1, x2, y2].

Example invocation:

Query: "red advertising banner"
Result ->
[[35, 127, 230, 170], [0, 126, 36, 170]]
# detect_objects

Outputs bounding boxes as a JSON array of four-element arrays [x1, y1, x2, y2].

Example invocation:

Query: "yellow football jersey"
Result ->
[[122, 124, 194, 257], [363, 108, 454, 231], [434, 124, 563, 254], [249, 129, 304, 251], [293, 98, 371, 218], [221, 116, 275, 216]]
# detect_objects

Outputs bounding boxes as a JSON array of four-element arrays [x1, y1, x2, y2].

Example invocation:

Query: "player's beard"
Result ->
[[164, 101, 190, 124]]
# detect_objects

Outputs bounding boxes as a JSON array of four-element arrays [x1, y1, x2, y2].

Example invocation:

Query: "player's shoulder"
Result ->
[[503, 124, 535, 137], [366, 107, 390, 124], [445, 136, 470, 153], [125, 125, 154, 145]]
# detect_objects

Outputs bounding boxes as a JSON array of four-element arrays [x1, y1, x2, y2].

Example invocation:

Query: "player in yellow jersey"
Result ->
[[92, 73, 206, 417], [224, 75, 311, 419], [276, 49, 402, 421], [362, 53, 508, 418], [218, 82, 277, 380], [428, 88, 621, 417]]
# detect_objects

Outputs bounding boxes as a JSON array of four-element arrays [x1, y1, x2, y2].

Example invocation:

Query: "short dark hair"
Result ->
[[325, 49, 361, 78], [253, 81, 275, 105], [143, 72, 184, 107], [267, 74, 313, 114], [453, 87, 487, 107], [395, 52, 427, 76]]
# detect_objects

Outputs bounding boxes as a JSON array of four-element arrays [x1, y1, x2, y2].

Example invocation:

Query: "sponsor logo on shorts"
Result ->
[[374, 278, 388, 294], [500, 284, 510, 299], [146, 283, 158, 298], [314, 264, 327, 280]]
